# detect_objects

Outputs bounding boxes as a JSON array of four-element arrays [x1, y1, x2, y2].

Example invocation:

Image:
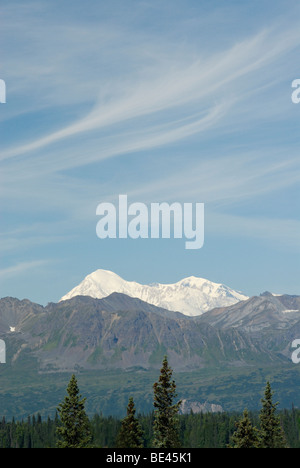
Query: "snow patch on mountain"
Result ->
[[60, 269, 248, 317]]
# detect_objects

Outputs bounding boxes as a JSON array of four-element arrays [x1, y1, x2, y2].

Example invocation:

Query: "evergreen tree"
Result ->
[[56, 374, 91, 448], [116, 397, 144, 448], [259, 381, 287, 448], [152, 356, 181, 448], [229, 409, 259, 448]]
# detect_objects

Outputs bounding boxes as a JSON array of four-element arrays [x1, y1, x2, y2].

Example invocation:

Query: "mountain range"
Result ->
[[60, 269, 249, 316], [1, 290, 299, 372], [1, 272, 300, 417]]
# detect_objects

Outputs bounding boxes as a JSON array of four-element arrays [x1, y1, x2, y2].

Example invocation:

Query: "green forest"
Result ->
[[0, 407, 299, 449], [0, 357, 299, 448]]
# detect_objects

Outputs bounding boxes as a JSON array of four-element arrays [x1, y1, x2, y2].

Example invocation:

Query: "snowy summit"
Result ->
[[60, 269, 248, 317]]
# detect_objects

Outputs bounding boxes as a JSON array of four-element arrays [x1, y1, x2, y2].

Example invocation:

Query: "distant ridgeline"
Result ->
[[0, 291, 300, 418]]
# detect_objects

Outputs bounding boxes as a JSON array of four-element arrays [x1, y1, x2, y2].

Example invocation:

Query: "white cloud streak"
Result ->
[[207, 212, 300, 252], [2, 22, 300, 172], [1, 2, 300, 262], [0, 260, 51, 280]]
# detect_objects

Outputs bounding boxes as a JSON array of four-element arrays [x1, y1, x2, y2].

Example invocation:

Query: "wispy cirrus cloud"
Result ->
[[0, 260, 52, 280], [2, 19, 300, 172], [207, 212, 300, 252], [1, 1, 300, 300]]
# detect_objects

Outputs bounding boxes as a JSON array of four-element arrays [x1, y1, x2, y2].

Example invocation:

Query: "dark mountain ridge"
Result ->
[[0, 292, 299, 372]]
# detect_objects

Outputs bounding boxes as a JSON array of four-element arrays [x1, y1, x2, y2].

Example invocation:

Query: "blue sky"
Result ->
[[1, 0, 300, 304]]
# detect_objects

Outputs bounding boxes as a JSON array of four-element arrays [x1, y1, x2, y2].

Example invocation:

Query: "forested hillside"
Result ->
[[0, 408, 299, 448]]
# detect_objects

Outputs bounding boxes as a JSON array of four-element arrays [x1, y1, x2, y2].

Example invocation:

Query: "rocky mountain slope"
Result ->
[[197, 293, 300, 332], [0, 292, 299, 372]]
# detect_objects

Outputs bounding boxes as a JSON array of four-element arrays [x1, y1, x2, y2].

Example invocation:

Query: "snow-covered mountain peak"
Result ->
[[60, 269, 248, 317]]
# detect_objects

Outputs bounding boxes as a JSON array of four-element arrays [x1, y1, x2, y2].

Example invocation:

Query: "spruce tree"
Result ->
[[116, 397, 144, 448], [259, 381, 287, 448], [152, 355, 181, 448], [56, 374, 91, 448], [229, 409, 259, 448]]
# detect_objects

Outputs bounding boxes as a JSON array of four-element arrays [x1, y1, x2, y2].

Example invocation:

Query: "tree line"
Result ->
[[0, 356, 299, 448]]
